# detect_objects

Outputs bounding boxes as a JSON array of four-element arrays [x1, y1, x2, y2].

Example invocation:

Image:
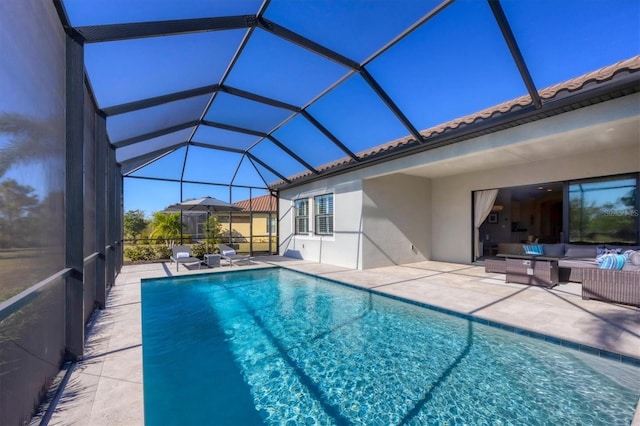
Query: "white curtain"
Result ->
[[474, 189, 499, 259]]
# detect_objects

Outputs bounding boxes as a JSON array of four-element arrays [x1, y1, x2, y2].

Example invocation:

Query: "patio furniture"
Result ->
[[499, 254, 560, 288], [484, 243, 640, 283], [582, 269, 640, 307], [485, 258, 506, 274], [204, 254, 220, 268], [218, 244, 251, 266], [170, 245, 202, 271]]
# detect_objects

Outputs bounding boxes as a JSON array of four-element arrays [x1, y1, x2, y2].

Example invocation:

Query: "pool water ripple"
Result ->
[[142, 268, 640, 425]]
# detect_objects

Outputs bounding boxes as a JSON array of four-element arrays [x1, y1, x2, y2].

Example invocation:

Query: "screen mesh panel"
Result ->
[[192, 125, 261, 151], [204, 92, 294, 134], [367, 0, 527, 132], [224, 28, 350, 106], [0, 0, 67, 301], [85, 30, 246, 107], [272, 115, 348, 168], [0, 5, 67, 423], [64, 0, 262, 26], [501, 0, 640, 88], [263, 0, 441, 63], [107, 94, 211, 143], [307, 74, 410, 155], [83, 86, 97, 322]]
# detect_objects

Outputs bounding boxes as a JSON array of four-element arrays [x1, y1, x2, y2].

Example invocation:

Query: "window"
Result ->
[[569, 176, 638, 243], [314, 194, 334, 235], [266, 215, 276, 234], [294, 199, 309, 234]]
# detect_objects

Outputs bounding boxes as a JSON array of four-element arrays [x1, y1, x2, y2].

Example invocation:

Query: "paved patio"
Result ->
[[33, 257, 640, 425]]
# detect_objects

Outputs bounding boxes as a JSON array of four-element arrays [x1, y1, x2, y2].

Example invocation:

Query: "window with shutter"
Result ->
[[294, 199, 309, 234], [314, 194, 333, 235]]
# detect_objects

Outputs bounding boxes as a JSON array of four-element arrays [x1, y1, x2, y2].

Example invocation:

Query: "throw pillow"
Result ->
[[176, 252, 190, 258], [523, 244, 544, 255], [630, 251, 640, 266], [598, 254, 626, 270]]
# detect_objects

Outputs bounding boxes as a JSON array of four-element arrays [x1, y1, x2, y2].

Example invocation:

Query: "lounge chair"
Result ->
[[218, 244, 251, 266], [170, 245, 201, 271]]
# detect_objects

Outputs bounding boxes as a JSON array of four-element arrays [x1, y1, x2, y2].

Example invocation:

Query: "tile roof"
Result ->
[[271, 55, 640, 189], [233, 193, 277, 212]]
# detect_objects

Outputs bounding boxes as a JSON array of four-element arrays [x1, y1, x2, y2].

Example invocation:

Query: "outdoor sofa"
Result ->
[[485, 243, 640, 306], [485, 243, 640, 282], [582, 268, 640, 307]]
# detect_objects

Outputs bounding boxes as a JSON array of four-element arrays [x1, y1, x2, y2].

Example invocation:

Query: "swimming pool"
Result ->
[[142, 267, 640, 425]]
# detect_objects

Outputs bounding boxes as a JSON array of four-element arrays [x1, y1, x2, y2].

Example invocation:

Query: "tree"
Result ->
[[0, 113, 64, 178], [124, 210, 149, 243], [0, 179, 39, 246], [204, 215, 223, 252], [148, 212, 183, 247]]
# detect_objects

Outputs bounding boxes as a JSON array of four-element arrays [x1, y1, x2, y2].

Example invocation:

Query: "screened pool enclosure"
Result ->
[[1, 0, 639, 423]]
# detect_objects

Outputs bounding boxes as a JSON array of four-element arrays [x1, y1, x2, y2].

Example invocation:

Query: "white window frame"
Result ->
[[294, 198, 309, 235], [314, 193, 334, 236]]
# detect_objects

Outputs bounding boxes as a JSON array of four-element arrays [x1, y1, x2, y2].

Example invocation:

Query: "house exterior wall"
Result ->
[[361, 174, 431, 268], [279, 176, 364, 268], [278, 94, 639, 269], [220, 215, 269, 239], [431, 143, 640, 263]]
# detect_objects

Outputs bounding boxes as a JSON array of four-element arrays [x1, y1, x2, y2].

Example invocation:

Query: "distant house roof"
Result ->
[[271, 55, 640, 189], [233, 194, 277, 212]]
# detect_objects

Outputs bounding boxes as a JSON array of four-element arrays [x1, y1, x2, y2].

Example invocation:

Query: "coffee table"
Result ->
[[498, 254, 560, 288]]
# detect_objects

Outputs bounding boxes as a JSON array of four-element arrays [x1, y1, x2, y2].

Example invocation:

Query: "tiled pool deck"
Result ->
[[33, 257, 640, 425]]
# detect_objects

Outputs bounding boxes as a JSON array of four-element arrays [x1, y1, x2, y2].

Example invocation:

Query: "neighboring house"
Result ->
[[222, 194, 278, 251], [277, 57, 640, 270], [177, 194, 277, 253]]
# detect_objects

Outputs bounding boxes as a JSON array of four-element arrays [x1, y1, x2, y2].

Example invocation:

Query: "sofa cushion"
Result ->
[[622, 262, 640, 271], [628, 251, 640, 266], [598, 254, 626, 270], [558, 258, 598, 269], [498, 243, 524, 255], [543, 243, 565, 257], [564, 244, 598, 259]]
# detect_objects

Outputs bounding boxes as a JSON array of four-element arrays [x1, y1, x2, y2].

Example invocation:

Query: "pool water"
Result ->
[[142, 268, 640, 425]]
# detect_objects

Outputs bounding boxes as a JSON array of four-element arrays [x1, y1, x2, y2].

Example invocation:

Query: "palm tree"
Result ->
[[148, 212, 184, 247]]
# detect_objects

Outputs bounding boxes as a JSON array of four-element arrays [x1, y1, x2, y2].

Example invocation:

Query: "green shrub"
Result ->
[[190, 243, 207, 259], [124, 245, 155, 261], [153, 245, 172, 260]]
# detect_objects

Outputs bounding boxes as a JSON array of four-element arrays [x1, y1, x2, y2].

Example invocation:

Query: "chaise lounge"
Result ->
[[218, 244, 251, 267], [170, 245, 202, 271]]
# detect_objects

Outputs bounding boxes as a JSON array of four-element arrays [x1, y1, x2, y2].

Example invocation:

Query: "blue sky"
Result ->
[[2, 1, 637, 217]]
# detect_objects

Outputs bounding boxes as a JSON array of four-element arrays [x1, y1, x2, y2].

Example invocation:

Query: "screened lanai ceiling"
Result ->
[[57, 0, 640, 191]]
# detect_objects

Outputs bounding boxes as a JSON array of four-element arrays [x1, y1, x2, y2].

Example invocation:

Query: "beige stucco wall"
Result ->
[[361, 174, 431, 268]]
